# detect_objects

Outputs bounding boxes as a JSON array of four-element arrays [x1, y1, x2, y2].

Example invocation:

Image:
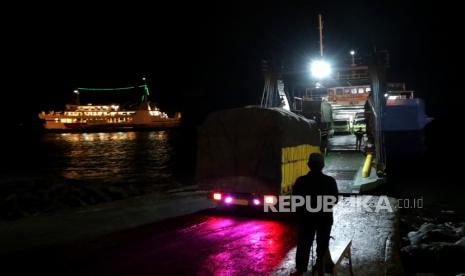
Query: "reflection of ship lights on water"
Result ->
[[59, 132, 139, 142]]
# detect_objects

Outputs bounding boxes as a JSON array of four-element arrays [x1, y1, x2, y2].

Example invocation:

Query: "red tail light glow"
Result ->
[[264, 195, 275, 204], [213, 193, 222, 200]]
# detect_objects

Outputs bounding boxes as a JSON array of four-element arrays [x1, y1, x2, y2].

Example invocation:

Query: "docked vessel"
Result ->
[[38, 84, 181, 132]]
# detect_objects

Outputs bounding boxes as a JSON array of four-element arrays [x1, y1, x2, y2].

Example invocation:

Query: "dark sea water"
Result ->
[[1, 129, 197, 190], [0, 128, 198, 218]]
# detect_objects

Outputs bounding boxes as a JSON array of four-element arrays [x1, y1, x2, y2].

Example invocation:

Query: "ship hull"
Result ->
[[41, 120, 181, 133], [39, 108, 181, 133], [44, 124, 179, 133]]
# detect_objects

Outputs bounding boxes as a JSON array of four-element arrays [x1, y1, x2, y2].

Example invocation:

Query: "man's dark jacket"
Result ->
[[292, 171, 339, 224]]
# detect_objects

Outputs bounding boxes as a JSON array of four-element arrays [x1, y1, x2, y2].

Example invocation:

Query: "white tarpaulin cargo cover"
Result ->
[[196, 107, 320, 194]]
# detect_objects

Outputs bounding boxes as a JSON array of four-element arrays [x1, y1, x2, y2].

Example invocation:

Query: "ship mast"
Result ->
[[318, 14, 324, 57], [141, 77, 149, 103], [73, 89, 80, 105]]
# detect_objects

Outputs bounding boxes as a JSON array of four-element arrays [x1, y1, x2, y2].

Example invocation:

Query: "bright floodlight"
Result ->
[[350, 50, 355, 55], [311, 60, 331, 79]]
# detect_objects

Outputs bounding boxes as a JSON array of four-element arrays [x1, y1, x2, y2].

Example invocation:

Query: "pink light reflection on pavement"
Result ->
[[64, 214, 297, 276], [198, 216, 296, 275]]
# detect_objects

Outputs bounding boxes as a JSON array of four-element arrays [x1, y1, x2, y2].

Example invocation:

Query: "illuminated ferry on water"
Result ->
[[38, 83, 181, 132]]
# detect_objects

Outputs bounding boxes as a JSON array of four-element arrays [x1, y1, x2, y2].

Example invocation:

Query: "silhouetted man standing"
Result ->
[[292, 153, 339, 275]]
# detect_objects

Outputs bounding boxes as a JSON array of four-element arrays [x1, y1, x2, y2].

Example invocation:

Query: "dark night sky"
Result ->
[[3, 1, 461, 127]]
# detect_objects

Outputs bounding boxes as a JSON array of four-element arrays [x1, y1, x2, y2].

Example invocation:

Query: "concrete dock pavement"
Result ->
[[272, 196, 402, 276]]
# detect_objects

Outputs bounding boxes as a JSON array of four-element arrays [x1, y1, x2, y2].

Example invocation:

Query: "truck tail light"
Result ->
[[264, 195, 275, 204], [213, 193, 222, 201]]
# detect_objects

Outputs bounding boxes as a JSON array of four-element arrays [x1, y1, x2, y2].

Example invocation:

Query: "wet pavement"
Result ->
[[2, 197, 400, 276], [2, 209, 297, 276]]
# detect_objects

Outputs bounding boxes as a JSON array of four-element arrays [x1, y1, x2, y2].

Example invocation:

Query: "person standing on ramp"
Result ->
[[291, 153, 339, 275]]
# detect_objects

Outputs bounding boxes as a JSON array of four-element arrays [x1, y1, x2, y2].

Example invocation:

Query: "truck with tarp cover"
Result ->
[[196, 107, 320, 207]]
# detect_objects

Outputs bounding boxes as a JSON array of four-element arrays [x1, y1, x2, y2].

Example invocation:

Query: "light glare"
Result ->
[[311, 60, 331, 79]]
